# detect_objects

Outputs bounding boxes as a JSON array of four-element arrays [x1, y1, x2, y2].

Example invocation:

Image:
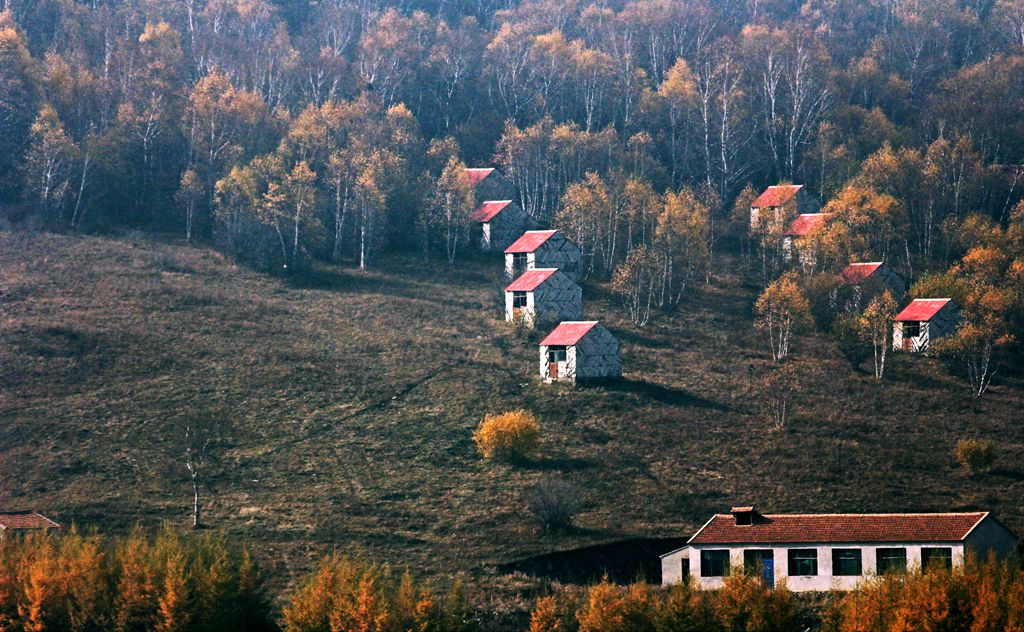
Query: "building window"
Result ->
[[547, 346, 567, 363], [876, 548, 907, 575], [512, 291, 528, 308], [921, 547, 953, 572], [788, 549, 818, 576], [743, 550, 774, 574], [512, 253, 528, 271], [701, 550, 730, 577], [680, 559, 690, 578], [902, 321, 921, 338], [833, 549, 863, 576]]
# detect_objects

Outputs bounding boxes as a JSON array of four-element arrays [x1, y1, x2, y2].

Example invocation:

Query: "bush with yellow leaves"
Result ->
[[473, 409, 541, 461]]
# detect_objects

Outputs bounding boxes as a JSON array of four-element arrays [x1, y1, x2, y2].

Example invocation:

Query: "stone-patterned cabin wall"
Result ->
[[531, 274, 583, 325], [484, 203, 533, 251], [473, 173, 516, 206], [573, 327, 622, 380], [532, 235, 583, 281]]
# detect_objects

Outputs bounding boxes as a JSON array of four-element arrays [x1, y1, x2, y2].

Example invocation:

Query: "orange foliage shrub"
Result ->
[[473, 409, 541, 461], [0, 526, 269, 632]]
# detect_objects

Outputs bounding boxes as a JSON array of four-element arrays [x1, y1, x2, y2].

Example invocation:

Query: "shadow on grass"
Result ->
[[599, 378, 729, 410], [499, 537, 690, 584], [518, 456, 592, 472]]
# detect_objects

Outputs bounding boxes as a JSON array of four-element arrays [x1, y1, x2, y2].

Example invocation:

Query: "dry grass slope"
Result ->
[[1, 230, 1023, 600]]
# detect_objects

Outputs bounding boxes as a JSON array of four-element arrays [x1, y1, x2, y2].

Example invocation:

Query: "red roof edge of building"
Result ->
[[540, 321, 599, 346], [505, 268, 558, 292], [752, 184, 803, 208], [504, 230, 558, 254], [894, 298, 953, 322], [470, 200, 513, 223]]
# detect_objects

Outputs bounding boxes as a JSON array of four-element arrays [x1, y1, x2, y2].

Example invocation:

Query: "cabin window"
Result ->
[[701, 550, 730, 577], [680, 558, 690, 578], [902, 321, 921, 338], [921, 547, 953, 572], [512, 291, 528, 308], [876, 548, 907, 575], [833, 549, 863, 576], [788, 549, 818, 576], [547, 346, 567, 363], [512, 253, 528, 271]]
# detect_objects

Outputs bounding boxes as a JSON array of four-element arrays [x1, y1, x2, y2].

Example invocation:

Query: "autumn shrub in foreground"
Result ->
[[473, 410, 541, 461], [0, 526, 270, 632], [824, 558, 1024, 632], [955, 437, 996, 473], [529, 574, 800, 632], [281, 555, 476, 632]]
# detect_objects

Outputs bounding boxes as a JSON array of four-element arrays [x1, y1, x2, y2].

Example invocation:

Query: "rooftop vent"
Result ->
[[731, 506, 759, 526]]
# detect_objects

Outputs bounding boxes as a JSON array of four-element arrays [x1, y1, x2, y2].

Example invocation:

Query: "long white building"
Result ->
[[661, 507, 1016, 591]]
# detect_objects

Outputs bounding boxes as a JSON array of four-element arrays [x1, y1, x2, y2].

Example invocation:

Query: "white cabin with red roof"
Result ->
[[462, 167, 516, 206], [893, 298, 959, 353], [835, 262, 906, 312], [781, 213, 833, 267], [539, 321, 620, 383], [504, 230, 582, 281], [750, 184, 818, 232], [505, 268, 582, 327], [661, 507, 1016, 592], [0, 511, 60, 540], [470, 200, 533, 251]]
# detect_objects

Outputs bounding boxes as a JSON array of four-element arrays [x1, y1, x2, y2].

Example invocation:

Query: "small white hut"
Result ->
[[505, 268, 583, 327], [504, 230, 582, 281], [463, 167, 516, 205], [836, 262, 906, 312], [782, 213, 833, 266], [539, 321, 621, 383], [750, 184, 818, 232], [893, 298, 959, 353], [470, 200, 533, 251]]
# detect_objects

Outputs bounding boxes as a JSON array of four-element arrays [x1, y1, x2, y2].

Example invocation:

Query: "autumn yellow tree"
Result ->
[[754, 272, 813, 361], [860, 290, 899, 379]]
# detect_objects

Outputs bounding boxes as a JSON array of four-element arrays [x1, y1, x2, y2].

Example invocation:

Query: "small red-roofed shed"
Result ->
[[539, 321, 620, 383], [893, 298, 959, 352], [462, 167, 515, 204], [781, 213, 834, 268], [749, 184, 818, 232], [504, 230, 582, 281], [504, 268, 582, 327], [470, 200, 532, 251], [835, 262, 906, 312]]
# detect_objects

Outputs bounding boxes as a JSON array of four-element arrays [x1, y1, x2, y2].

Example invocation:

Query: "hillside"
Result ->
[[2, 229, 1023, 601]]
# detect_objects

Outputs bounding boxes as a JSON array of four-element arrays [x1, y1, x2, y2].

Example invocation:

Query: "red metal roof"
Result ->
[[838, 262, 883, 285], [784, 213, 832, 237], [0, 512, 60, 531], [752, 185, 802, 208], [463, 168, 494, 187], [895, 298, 952, 322], [505, 268, 557, 292], [540, 321, 598, 346], [689, 512, 988, 545], [505, 230, 558, 253], [470, 200, 513, 223]]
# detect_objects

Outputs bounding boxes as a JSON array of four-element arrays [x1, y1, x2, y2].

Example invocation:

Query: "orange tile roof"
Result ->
[[505, 230, 558, 253], [784, 213, 832, 237], [540, 321, 598, 346], [895, 298, 953, 322], [689, 512, 989, 545], [505, 268, 558, 292], [0, 512, 60, 531], [463, 168, 495, 187], [839, 262, 883, 285], [752, 185, 802, 208], [470, 200, 513, 223]]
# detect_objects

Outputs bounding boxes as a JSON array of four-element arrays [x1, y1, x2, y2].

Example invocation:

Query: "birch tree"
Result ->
[[754, 272, 812, 361], [860, 290, 898, 379]]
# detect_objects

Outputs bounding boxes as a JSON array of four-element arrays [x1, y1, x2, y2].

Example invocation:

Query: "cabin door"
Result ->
[[549, 362, 558, 379]]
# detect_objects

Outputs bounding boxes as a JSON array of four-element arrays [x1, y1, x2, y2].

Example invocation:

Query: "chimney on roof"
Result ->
[[731, 506, 758, 526]]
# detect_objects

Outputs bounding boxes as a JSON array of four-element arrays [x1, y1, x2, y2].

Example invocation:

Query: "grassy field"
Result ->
[[2, 229, 1023, 608]]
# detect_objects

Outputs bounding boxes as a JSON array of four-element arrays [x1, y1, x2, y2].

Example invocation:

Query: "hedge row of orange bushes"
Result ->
[[0, 527, 270, 631]]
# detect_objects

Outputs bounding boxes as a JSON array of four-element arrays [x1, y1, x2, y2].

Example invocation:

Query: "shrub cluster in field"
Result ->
[[0, 528, 270, 631], [528, 574, 802, 632], [282, 556, 476, 632], [954, 437, 996, 473], [823, 558, 1024, 631], [473, 410, 541, 461]]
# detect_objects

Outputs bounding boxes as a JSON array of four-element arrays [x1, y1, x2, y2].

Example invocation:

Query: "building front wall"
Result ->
[[539, 344, 577, 382], [893, 321, 930, 352], [683, 543, 967, 592]]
